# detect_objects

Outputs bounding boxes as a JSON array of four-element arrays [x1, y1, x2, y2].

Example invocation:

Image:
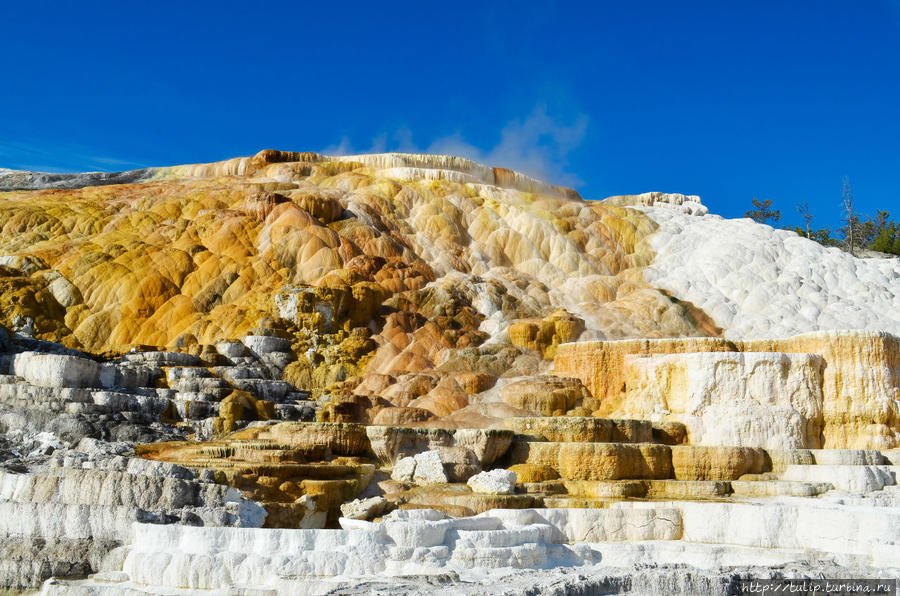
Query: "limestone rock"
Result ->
[[507, 310, 585, 359], [365, 426, 513, 466], [603, 191, 708, 215], [505, 417, 652, 443], [508, 463, 560, 483], [390, 456, 416, 483], [467, 469, 517, 494], [555, 331, 900, 449], [557, 443, 673, 481], [228, 422, 370, 456], [12, 352, 101, 389], [339, 496, 392, 521], [499, 376, 590, 416], [437, 446, 482, 482], [639, 204, 900, 340], [623, 351, 825, 449], [412, 450, 448, 485], [671, 446, 766, 481], [371, 406, 435, 426]]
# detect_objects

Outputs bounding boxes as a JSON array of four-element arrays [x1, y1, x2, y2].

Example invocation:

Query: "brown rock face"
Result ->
[[229, 422, 371, 457], [508, 463, 560, 483], [507, 310, 585, 360], [504, 417, 653, 443], [371, 407, 435, 426], [499, 376, 590, 416], [670, 446, 767, 481], [556, 443, 673, 481], [437, 446, 482, 482], [365, 426, 514, 467]]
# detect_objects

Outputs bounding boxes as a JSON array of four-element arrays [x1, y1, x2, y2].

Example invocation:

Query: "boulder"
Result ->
[[12, 353, 101, 389], [671, 446, 767, 481], [365, 426, 513, 466], [391, 456, 416, 483], [467, 469, 517, 494], [507, 309, 585, 359], [242, 335, 292, 355], [412, 450, 448, 485], [499, 376, 589, 416], [557, 443, 673, 481], [437, 446, 481, 482], [339, 496, 393, 521]]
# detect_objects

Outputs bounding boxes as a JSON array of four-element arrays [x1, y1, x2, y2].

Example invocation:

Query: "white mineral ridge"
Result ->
[[640, 208, 900, 339], [467, 469, 517, 494]]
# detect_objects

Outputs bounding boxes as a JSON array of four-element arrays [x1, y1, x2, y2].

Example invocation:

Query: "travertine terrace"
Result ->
[[0, 151, 898, 594]]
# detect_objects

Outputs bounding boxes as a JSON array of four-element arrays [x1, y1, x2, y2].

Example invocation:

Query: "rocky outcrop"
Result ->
[[623, 351, 825, 449], [0, 441, 265, 591], [554, 331, 900, 449], [505, 416, 652, 443], [467, 469, 516, 494], [365, 426, 513, 467], [507, 310, 585, 360], [498, 375, 591, 416], [638, 203, 900, 339]]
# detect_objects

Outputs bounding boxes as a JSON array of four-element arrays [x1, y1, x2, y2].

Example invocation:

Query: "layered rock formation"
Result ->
[[1, 151, 899, 593], [554, 331, 900, 449]]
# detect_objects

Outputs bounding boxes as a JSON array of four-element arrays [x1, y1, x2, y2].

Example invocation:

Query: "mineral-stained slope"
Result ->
[[1, 151, 900, 594], [0, 152, 718, 397]]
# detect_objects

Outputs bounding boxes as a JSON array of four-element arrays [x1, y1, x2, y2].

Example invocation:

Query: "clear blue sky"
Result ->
[[2, 1, 898, 229]]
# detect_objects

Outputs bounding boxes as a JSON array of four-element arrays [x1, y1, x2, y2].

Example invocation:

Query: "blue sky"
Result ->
[[1, 1, 898, 229]]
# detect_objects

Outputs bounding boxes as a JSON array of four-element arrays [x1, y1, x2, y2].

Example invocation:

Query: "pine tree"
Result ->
[[745, 198, 781, 226], [871, 224, 896, 254]]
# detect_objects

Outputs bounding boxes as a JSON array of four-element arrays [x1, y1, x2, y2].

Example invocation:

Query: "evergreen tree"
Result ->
[[871, 222, 900, 255], [745, 198, 781, 226]]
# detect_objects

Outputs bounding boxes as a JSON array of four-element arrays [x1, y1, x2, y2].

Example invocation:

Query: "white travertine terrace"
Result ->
[[640, 206, 900, 339], [39, 496, 900, 594], [622, 351, 825, 449]]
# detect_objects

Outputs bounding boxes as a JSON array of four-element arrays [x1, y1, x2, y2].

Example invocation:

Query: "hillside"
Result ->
[[2, 151, 900, 593]]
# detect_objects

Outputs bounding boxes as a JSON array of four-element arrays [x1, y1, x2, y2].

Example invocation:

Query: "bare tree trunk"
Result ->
[[843, 177, 856, 255]]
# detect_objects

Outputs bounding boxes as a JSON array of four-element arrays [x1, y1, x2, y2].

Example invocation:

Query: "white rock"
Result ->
[[215, 341, 248, 358], [467, 469, 517, 494], [412, 450, 448, 485], [640, 207, 900, 339], [623, 351, 825, 449], [780, 464, 896, 493], [12, 352, 101, 388], [340, 496, 392, 521], [242, 335, 292, 355], [41, 271, 82, 307], [26, 432, 65, 456], [391, 456, 416, 483]]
